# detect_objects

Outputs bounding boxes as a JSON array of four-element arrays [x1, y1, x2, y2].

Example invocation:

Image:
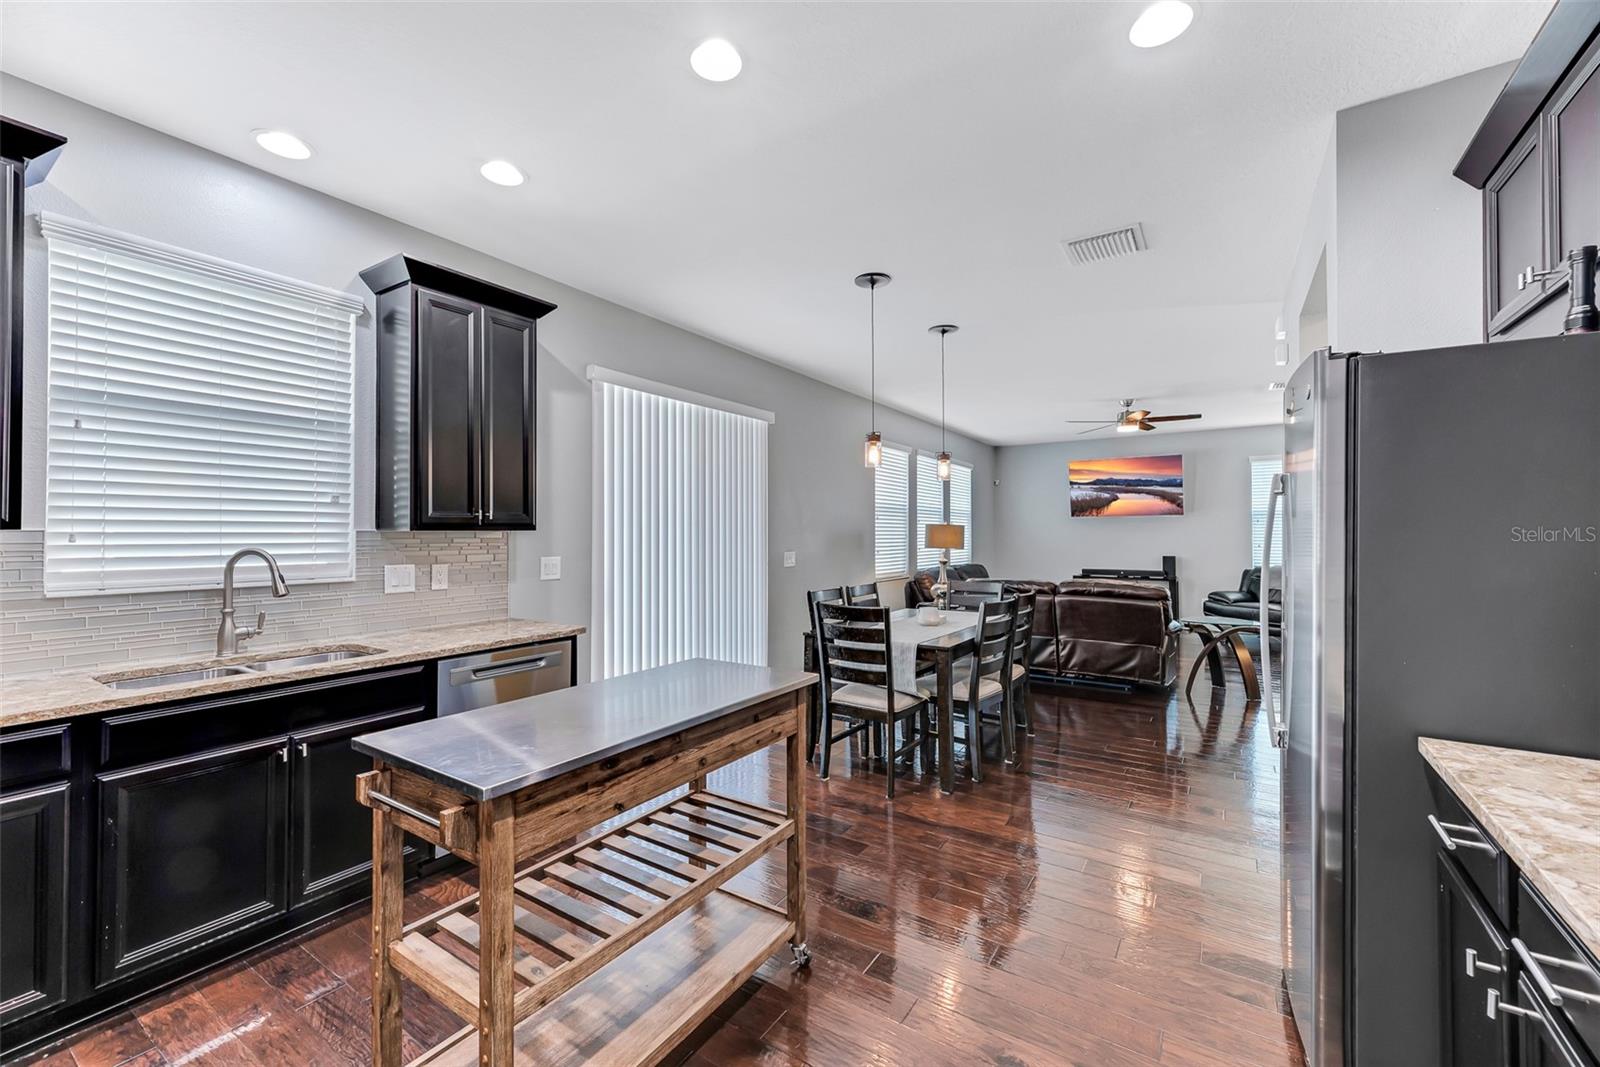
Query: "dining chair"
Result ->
[[950, 595, 1016, 779], [805, 586, 846, 762], [843, 582, 881, 607], [947, 579, 1004, 612], [814, 601, 930, 799], [1007, 589, 1036, 736]]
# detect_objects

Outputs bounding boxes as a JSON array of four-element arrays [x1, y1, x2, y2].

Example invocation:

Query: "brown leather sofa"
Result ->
[[903, 563, 992, 607], [1003, 578, 1179, 688]]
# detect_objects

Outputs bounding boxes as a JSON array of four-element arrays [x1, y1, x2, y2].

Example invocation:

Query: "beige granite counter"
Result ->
[[0, 619, 585, 727], [1420, 737, 1600, 957]]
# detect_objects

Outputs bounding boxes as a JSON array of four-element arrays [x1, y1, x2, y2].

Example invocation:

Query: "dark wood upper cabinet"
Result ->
[[361, 256, 554, 531], [1, 117, 68, 531], [1457, 6, 1600, 340]]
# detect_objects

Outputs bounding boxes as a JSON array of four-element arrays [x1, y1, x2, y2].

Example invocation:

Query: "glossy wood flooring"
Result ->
[[22, 645, 1307, 1067]]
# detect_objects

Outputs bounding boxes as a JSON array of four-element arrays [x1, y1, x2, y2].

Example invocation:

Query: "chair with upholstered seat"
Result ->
[[1007, 590, 1035, 736], [805, 586, 846, 761], [949, 596, 1016, 780], [815, 601, 930, 798], [947, 579, 1003, 612], [843, 582, 881, 607]]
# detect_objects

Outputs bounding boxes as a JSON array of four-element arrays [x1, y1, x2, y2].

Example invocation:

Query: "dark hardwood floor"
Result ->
[[18, 642, 1307, 1067]]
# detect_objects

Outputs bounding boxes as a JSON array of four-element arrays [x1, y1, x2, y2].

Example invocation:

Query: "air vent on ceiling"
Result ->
[[1062, 223, 1147, 266]]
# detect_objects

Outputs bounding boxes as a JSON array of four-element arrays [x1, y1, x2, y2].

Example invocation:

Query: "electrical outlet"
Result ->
[[540, 556, 561, 581], [431, 564, 449, 590], [783, 551, 796, 568], [383, 564, 416, 594]]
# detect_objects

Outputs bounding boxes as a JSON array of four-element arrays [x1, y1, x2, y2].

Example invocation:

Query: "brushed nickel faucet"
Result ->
[[217, 548, 290, 655]]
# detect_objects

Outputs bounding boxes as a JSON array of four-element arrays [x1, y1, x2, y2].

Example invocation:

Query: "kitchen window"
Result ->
[[41, 213, 360, 595], [873, 443, 911, 580], [1250, 454, 1284, 566], [590, 367, 770, 679]]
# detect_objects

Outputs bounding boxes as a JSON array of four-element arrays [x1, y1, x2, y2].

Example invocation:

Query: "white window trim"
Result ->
[[40, 212, 360, 596]]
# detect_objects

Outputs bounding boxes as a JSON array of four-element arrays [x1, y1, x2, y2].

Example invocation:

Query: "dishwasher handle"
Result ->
[[449, 650, 564, 686]]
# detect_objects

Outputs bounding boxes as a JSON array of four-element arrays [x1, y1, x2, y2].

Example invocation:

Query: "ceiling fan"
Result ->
[[1066, 398, 1203, 435]]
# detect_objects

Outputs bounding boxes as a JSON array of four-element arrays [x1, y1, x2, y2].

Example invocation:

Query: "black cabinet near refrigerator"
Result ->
[[361, 255, 555, 531]]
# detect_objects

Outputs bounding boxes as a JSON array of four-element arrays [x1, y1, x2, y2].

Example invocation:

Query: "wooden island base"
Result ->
[[352, 661, 814, 1067]]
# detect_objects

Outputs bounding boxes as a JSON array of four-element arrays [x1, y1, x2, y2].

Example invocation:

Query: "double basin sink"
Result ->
[[95, 645, 386, 691]]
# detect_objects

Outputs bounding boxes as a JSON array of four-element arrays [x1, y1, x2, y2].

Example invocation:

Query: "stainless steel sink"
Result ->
[[96, 645, 385, 690], [102, 665, 259, 690]]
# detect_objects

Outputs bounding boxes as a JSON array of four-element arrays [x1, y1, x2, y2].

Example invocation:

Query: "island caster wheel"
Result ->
[[791, 943, 812, 969]]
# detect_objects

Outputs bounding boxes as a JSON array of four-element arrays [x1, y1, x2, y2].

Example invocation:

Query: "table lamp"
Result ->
[[925, 523, 965, 611]]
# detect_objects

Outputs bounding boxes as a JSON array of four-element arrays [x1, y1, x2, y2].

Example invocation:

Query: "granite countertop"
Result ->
[[1420, 737, 1600, 957], [354, 659, 815, 800], [0, 619, 586, 728]]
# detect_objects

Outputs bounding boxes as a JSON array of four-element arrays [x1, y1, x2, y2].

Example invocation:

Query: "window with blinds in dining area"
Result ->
[[40, 213, 361, 596]]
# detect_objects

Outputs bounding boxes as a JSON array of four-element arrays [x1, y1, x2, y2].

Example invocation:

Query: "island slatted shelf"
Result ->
[[352, 659, 815, 1067]]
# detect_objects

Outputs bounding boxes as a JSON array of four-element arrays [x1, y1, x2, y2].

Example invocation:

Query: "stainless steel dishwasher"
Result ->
[[436, 640, 572, 716]]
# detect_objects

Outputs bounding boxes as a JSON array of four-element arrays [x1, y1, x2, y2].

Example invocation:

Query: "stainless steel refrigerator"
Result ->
[[1261, 336, 1600, 1067]]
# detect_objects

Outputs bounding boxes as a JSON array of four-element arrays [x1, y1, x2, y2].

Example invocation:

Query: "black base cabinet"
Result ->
[[0, 665, 436, 1059], [1429, 766, 1600, 1067]]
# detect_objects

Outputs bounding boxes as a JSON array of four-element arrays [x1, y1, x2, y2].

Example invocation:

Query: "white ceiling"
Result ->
[[0, 1, 1547, 444]]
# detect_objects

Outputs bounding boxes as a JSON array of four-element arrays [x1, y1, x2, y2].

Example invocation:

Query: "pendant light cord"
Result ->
[[869, 283, 877, 433], [940, 331, 947, 453]]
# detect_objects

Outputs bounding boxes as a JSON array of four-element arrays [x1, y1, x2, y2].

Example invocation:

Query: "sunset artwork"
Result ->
[[1068, 454, 1185, 517]]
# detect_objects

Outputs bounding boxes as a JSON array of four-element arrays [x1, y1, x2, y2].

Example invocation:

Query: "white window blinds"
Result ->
[[41, 213, 360, 596], [1250, 454, 1284, 566], [591, 369, 769, 680], [873, 444, 911, 580], [949, 463, 973, 564], [914, 452, 945, 571]]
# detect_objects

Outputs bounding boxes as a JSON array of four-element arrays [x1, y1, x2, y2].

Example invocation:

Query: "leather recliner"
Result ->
[[1002, 578, 1179, 689], [1203, 568, 1281, 629], [903, 563, 992, 608]]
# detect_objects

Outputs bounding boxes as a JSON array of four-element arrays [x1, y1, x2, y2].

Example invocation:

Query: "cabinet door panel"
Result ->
[[289, 704, 428, 907], [1516, 974, 1593, 1067], [415, 288, 480, 526], [1437, 851, 1512, 1067], [1488, 131, 1548, 333], [481, 307, 535, 528], [97, 739, 288, 983], [0, 781, 69, 1023], [1553, 45, 1600, 264]]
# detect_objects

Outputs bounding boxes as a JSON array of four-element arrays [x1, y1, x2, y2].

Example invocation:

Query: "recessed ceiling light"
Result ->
[[1129, 0, 1194, 48], [253, 129, 311, 160], [479, 160, 525, 187], [690, 38, 742, 82]]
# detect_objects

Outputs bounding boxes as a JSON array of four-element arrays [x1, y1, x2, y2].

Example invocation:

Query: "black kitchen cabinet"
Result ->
[[289, 704, 428, 907], [0, 117, 68, 530], [0, 781, 69, 1024], [1437, 851, 1513, 1067], [362, 255, 554, 531], [96, 736, 290, 984], [1516, 974, 1593, 1067], [1457, 7, 1600, 340]]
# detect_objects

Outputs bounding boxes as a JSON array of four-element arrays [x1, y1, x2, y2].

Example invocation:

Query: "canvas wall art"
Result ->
[[1068, 454, 1184, 517]]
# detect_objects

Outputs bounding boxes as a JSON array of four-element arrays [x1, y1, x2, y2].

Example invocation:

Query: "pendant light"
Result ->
[[929, 324, 957, 480], [855, 272, 891, 467]]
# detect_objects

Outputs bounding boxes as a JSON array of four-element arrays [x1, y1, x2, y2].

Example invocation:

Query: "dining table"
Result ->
[[802, 606, 982, 794]]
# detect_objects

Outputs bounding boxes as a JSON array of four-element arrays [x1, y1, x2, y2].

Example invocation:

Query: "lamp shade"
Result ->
[[925, 523, 964, 550]]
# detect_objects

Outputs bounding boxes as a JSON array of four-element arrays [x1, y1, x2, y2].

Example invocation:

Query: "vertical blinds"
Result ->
[[873, 444, 910, 580], [593, 377, 768, 679], [1250, 454, 1284, 566], [41, 214, 360, 596], [914, 452, 944, 570], [949, 463, 973, 564]]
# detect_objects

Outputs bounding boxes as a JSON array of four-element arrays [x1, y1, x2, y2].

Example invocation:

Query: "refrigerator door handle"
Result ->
[[1261, 472, 1288, 747]]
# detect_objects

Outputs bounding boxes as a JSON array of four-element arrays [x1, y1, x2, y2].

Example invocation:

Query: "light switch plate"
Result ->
[[783, 551, 796, 568], [540, 556, 561, 581], [383, 564, 415, 594], [431, 564, 449, 591]]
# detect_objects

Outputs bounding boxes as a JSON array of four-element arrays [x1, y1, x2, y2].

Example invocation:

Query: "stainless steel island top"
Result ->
[[352, 658, 815, 800]]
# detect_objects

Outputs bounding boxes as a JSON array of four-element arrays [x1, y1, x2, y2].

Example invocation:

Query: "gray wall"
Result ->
[[0, 75, 995, 677], [990, 425, 1282, 615]]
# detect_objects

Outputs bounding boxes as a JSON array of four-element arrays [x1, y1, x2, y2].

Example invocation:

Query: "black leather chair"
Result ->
[[1204, 568, 1281, 629], [904, 563, 991, 608]]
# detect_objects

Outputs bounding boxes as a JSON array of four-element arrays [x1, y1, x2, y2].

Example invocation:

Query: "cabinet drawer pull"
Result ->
[[1489, 988, 1550, 1030], [1428, 814, 1496, 854], [277, 745, 289, 763], [1466, 948, 1502, 977], [297, 742, 309, 758], [1514, 938, 1600, 1007], [365, 790, 441, 830]]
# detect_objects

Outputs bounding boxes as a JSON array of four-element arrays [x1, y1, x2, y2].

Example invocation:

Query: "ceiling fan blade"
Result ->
[[1128, 410, 1151, 421], [1145, 414, 1202, 423], [1075, 424, 1116, 435], [1137, 420, 1156, 431]]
